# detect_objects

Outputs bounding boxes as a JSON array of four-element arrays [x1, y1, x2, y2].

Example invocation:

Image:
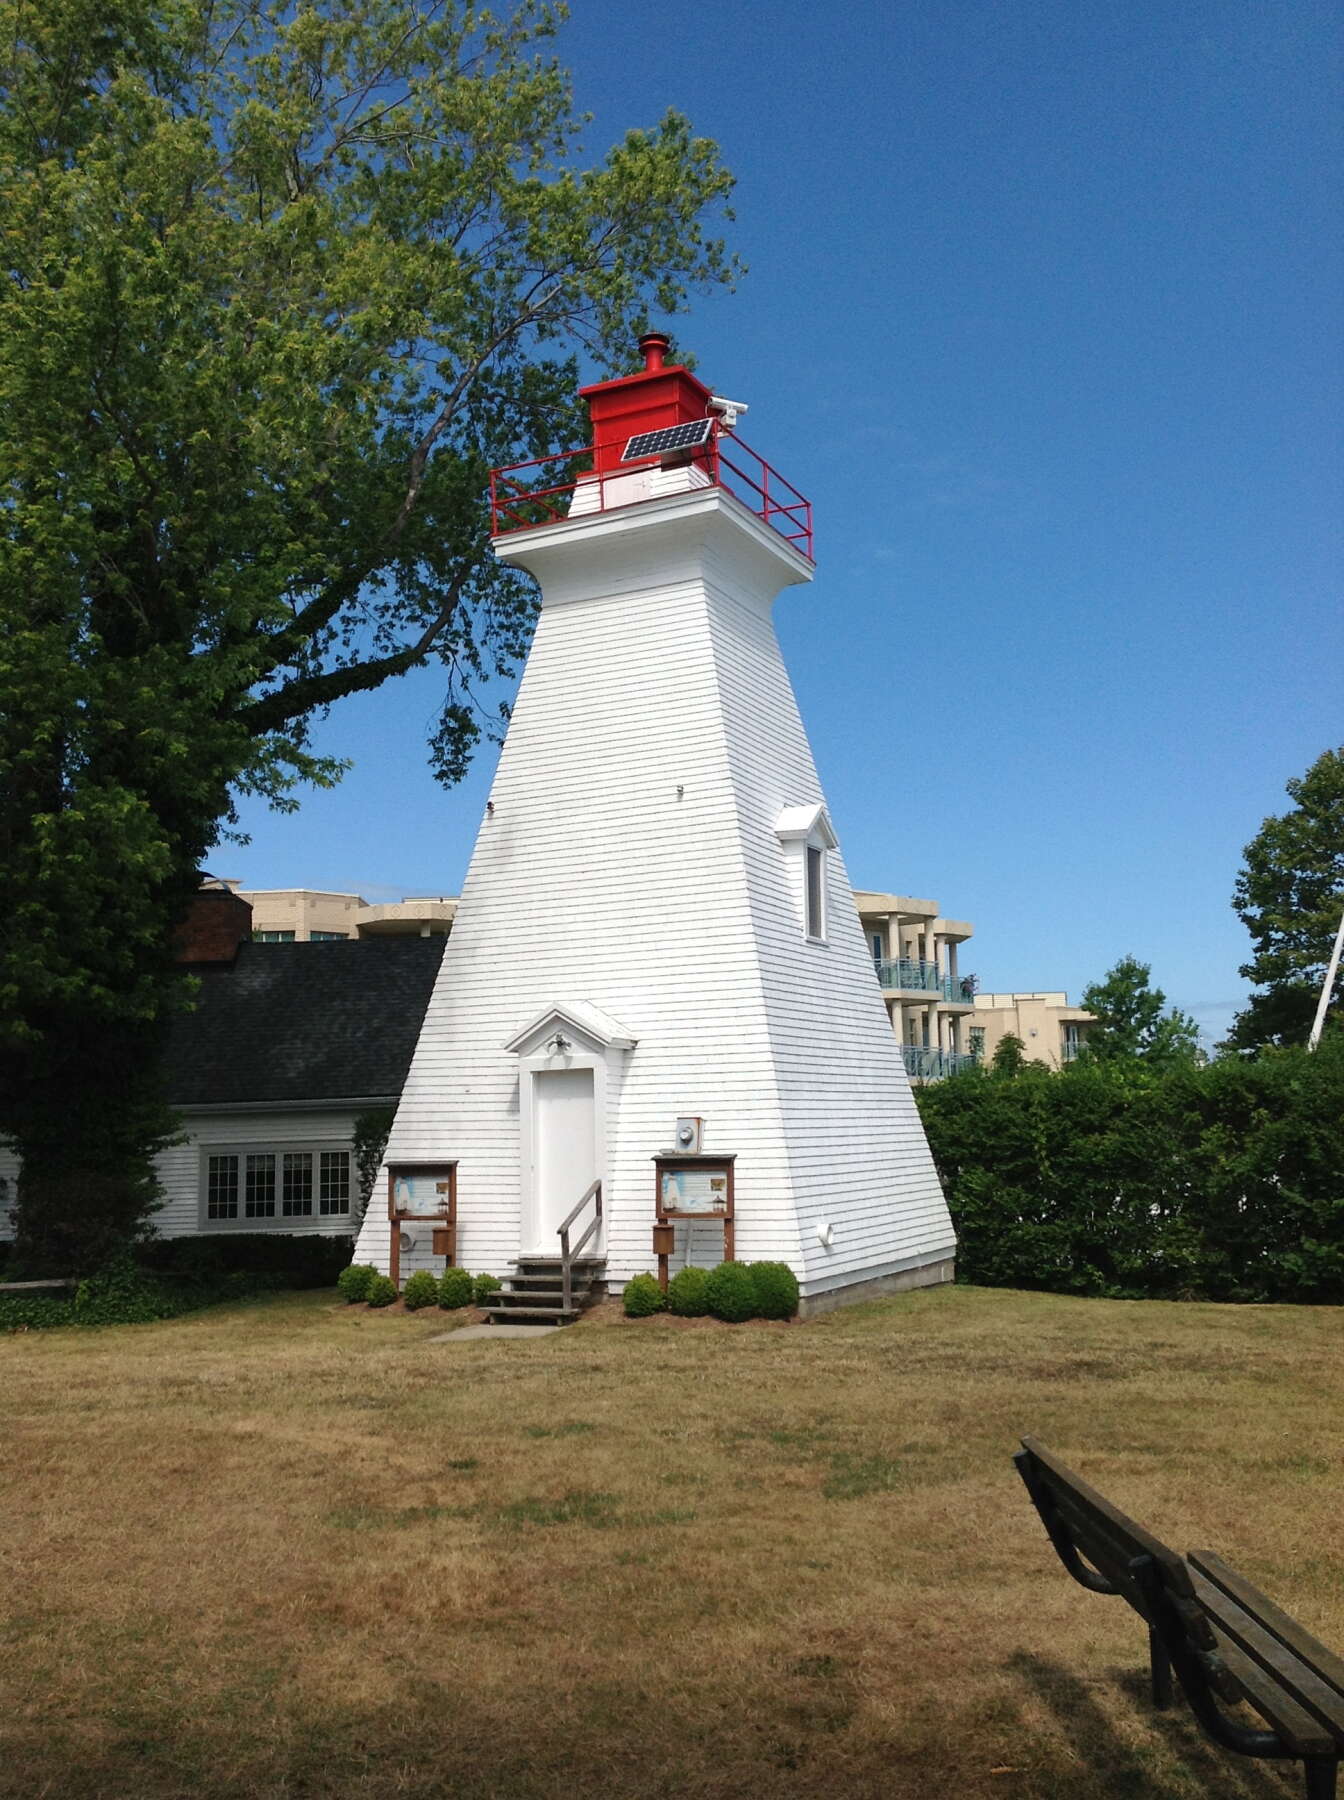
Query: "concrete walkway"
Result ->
[[428, 1322, 560, 1342]]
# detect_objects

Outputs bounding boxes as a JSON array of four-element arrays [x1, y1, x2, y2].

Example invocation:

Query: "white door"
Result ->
[[531, 1067, 596, 1252]]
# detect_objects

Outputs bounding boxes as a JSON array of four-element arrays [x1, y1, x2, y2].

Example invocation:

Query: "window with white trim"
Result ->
[[774, 803, 838, 946], [202, 1144, 351, 1227], [805, 844, 825, 940]]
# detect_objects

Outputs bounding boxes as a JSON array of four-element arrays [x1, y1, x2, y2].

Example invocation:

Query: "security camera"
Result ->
[[708, 395, 749, 430]]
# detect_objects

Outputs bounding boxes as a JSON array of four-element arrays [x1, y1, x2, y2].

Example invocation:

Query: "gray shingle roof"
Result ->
[[166, 938, 445, 1108]]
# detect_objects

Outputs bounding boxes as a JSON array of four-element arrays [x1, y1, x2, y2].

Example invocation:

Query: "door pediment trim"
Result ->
[[504, 1000, 637, 1057]]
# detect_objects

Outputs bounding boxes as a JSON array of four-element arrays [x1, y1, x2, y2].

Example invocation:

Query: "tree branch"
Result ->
[[238, 564, 472, 734]]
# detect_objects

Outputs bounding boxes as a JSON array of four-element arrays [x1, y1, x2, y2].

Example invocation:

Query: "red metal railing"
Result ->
[[489, 428, 813, 560]]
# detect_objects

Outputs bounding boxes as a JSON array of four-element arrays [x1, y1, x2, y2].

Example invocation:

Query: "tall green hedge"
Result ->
[[915, 1040, 1344, 1303]]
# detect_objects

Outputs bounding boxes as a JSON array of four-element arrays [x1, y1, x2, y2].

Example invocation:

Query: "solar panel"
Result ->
[[622, 418, 714, 462]]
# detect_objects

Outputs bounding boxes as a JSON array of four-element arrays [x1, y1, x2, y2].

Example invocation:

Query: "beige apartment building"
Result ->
[[852, 891, 979, 1081], [227, 885, 457, 940], [968, 991, 1095, 1070]]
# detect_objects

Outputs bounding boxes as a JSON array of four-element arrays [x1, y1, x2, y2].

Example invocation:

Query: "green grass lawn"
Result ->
[[2, 1284, 1341, 1799]]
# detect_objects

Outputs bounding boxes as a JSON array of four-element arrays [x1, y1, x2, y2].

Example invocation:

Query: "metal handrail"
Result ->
[[873, 958, 978, 1003], [558, 1178, 602, 1315], [489, 427, 813, 559], [901, 1045, 981, 1081]]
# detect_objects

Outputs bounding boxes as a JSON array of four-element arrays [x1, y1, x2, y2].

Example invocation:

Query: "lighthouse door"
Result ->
[[530, 1067, 597, 1252]]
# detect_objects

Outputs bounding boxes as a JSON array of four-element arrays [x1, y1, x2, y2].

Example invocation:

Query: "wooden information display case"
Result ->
[[652, 1153, 735, 1291], [387, 1162, 458, 1289]]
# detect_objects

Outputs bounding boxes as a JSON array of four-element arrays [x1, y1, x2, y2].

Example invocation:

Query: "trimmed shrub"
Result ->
[[438, 1266, 474, 1310], [401, 1270, 439, 1311], [704, 1260, 758, 1323], [666, 1265, 711, 1317], [336, 1263, 377, 1304], [366, 1274, 398, 1307], [749, 1261, 800, 1320], [472, 1272, 503, 1306], [622, 1272, 666, 1317]]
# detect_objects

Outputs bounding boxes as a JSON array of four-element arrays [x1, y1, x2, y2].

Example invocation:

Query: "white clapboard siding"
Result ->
[[355, 485, 955, 1299]]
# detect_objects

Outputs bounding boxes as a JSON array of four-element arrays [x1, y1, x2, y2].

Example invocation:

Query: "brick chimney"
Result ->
[[174, 880, 253, 964]]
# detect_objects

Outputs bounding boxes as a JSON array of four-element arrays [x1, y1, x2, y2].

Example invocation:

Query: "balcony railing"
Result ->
[[875, 957, 941, 993], [489, 428, 813, 559], [875, 959, 978, 1004], [902, 1046, 981, 1081]]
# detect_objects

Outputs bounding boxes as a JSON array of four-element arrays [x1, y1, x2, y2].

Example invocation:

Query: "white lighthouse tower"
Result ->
[[354, 335, 955, 1315]]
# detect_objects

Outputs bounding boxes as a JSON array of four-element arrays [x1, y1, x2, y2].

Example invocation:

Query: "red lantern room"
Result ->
[[579, 332, 713, 475], [489, 332, 813, 560]]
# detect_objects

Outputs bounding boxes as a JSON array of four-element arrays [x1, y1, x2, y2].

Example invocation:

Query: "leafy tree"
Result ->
[[1225, 748, 1344, 1051], [1078, 956, 1200, 1067], [0, 0, 738, 1272], [990, 1033, 1027, 1076]]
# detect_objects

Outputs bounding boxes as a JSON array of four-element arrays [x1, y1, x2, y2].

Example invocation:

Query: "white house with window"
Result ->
[[153, 935, 445, 1240], [0, 932, 446, 1250]]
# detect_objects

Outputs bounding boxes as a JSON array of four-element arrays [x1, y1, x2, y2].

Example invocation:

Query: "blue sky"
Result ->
[[228, 0, 1342, 1049]]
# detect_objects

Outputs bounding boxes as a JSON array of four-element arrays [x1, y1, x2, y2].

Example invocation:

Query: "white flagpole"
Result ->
[[1307, 902, 1344, 1051]]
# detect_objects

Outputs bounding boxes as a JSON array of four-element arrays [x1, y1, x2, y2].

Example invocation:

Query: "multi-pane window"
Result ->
[[207, 1155, 239, 1220], [309, 931, 347, 941], [282, 1152, 313, 1216], [245, 1153, 276, 1217], [252, 929, 296, 942], [201, 1145, 352, 1228], [319, 1152, 350, 1215]]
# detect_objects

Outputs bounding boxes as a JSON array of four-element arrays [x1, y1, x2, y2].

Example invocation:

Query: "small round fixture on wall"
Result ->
[[398, 1230, 417, 1255], [676, 784, 684, 799]]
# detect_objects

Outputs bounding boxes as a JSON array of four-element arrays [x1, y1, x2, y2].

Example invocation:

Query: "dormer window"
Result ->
[[775, 803, 839, 945]]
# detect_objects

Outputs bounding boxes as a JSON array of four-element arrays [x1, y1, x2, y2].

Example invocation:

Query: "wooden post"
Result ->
[[653, 1221, 675, 1291]]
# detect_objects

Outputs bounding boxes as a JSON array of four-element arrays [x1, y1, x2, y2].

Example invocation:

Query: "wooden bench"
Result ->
[[1015, 1436, 1344, 1799]]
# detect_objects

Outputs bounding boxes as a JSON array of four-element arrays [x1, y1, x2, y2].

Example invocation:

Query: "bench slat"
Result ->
[[1020, 1438, 1195, 1595], [1191, 1572, 1344, 1746], [1191, 1552, 1344, 1705], [1044, 1491, 1157, 1602], [1040, 1485, 1220, 1655], [1210, 1635, 1340, 1757]]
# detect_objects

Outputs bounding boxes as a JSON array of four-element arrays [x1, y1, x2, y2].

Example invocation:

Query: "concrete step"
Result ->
[[482, 1303, 579, 1325], [512, 1258, 605, 1276]]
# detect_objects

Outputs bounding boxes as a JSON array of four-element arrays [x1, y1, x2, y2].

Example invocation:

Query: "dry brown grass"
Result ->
[[2, 1283, 1341, 1799]]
